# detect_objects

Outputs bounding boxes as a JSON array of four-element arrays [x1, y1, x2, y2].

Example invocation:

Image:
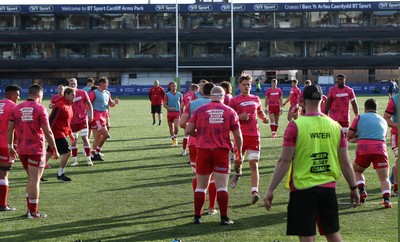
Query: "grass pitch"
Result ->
[[0, 95, 397, 242]]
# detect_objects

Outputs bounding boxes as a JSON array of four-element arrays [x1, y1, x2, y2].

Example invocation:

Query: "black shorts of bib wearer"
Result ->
[[286, 187, 339, 236]]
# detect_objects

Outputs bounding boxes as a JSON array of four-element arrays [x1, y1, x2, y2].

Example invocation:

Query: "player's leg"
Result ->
[[268, 110, 276, 137], [173, 117, 180, 146], [376, 167, 392, 208], [193, 148, 212, 224], [157, 105, 162, 125], [249, 157, 260, 204], [353, 161, 367, 203], [0, 152, 14, 210], [207, 173, 217, 215], [81, 130, 93, 166], [151, 105, 156, 125], [274, 112, 280, 135], [70, 131, 79, 166], [211, 148, 232, 225], [26, 155, 46, 218]]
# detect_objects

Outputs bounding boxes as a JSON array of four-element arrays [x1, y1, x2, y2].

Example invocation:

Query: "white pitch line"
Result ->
[[338, 202, 398, 205]]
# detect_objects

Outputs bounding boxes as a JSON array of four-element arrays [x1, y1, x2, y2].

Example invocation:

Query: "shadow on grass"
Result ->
[[0, 202, 193, 242], [103, 211, 288, 241]]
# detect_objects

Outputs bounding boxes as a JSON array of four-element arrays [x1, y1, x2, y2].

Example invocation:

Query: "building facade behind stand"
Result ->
[[0, 2, 399, 88]]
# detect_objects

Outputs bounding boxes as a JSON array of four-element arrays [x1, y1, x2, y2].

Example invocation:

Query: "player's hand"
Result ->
[[350, 189, 360, 208], [264, 108, 269, 114], [239, 113, 250, 121], [8, 147, 17, 160], [262, 117, 269, 124], [52, 148, 60, 159], [114, 97, 119, 105], [263, 190, 274, 210], [280, 108, 283, 115]]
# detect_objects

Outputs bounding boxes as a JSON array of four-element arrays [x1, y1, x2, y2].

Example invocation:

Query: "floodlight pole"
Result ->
[[230, 0, 236, 95], [175, 0, 180, 91]]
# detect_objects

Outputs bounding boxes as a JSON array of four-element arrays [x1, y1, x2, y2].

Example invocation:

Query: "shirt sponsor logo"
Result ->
[[207, 109, 224, 124], [73, 95, 83, 102], [20, 107, 34, 121], [0, 103, 5, 115], [239, 101, 256, 107], [270, 92, 279, 96], [310, 152, 331, 173], [336, 93, 349, 97]]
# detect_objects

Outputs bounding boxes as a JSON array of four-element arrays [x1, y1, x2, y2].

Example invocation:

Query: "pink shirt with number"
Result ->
[[229, 94, 262, 137], [10, 100, 49, 155], [327, 85, 356, 124]]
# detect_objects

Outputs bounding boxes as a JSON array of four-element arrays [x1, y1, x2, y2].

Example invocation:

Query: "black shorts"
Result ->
[[151, 105, 162, 114], [47, 138, 71, 155], [287, 187, 339, 236]]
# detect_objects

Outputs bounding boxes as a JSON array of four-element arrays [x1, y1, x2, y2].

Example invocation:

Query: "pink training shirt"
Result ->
[[327, 85, 356, 124], [265, 87, 283, 106], [183, 92, 195, 109], [71, 89, 90, 124], [10, 100, 49, 155], [289, 87, 302, 107], [223, 93, 233, 106], [0, 99, 17, 148], [385, 98, 398, 134], [189, 101, 239, 150], [229, 94, 263, 137]]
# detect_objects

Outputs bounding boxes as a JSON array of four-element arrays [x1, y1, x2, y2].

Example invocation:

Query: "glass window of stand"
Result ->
[[123, 13, 155, 30], [270, 41, 302, 57], [190, 42, 230, 58], [182, 13, 227, 29], [124, 42, 156, 58], [338, 41, 369, 57], [0, 43, 18, 59], [21, 43, 53, 59], [157, 42, 176, 58], [0, 14, 19, 30], [273, 12, 302, 28], [236, 41, 269, 57], [307, 41, 338, 57], [58, 14, 88, 30], [338, 11, 370, 27], [21, 14, 54, 30], [373, 40, 400, 56], [306, 11, 338, 28], [236, 12, 273, 29], [90, 43, 122, 58], [57, 44, 87, 58], [154, 13, 176, 29], [372, 10, 400, 27]]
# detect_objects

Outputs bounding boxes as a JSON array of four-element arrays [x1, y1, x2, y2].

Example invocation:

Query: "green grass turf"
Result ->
[[0, 95, 397, 242]]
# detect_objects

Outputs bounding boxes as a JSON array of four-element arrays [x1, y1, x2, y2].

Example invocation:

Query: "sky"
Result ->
[[2, 0, 399, 4]]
